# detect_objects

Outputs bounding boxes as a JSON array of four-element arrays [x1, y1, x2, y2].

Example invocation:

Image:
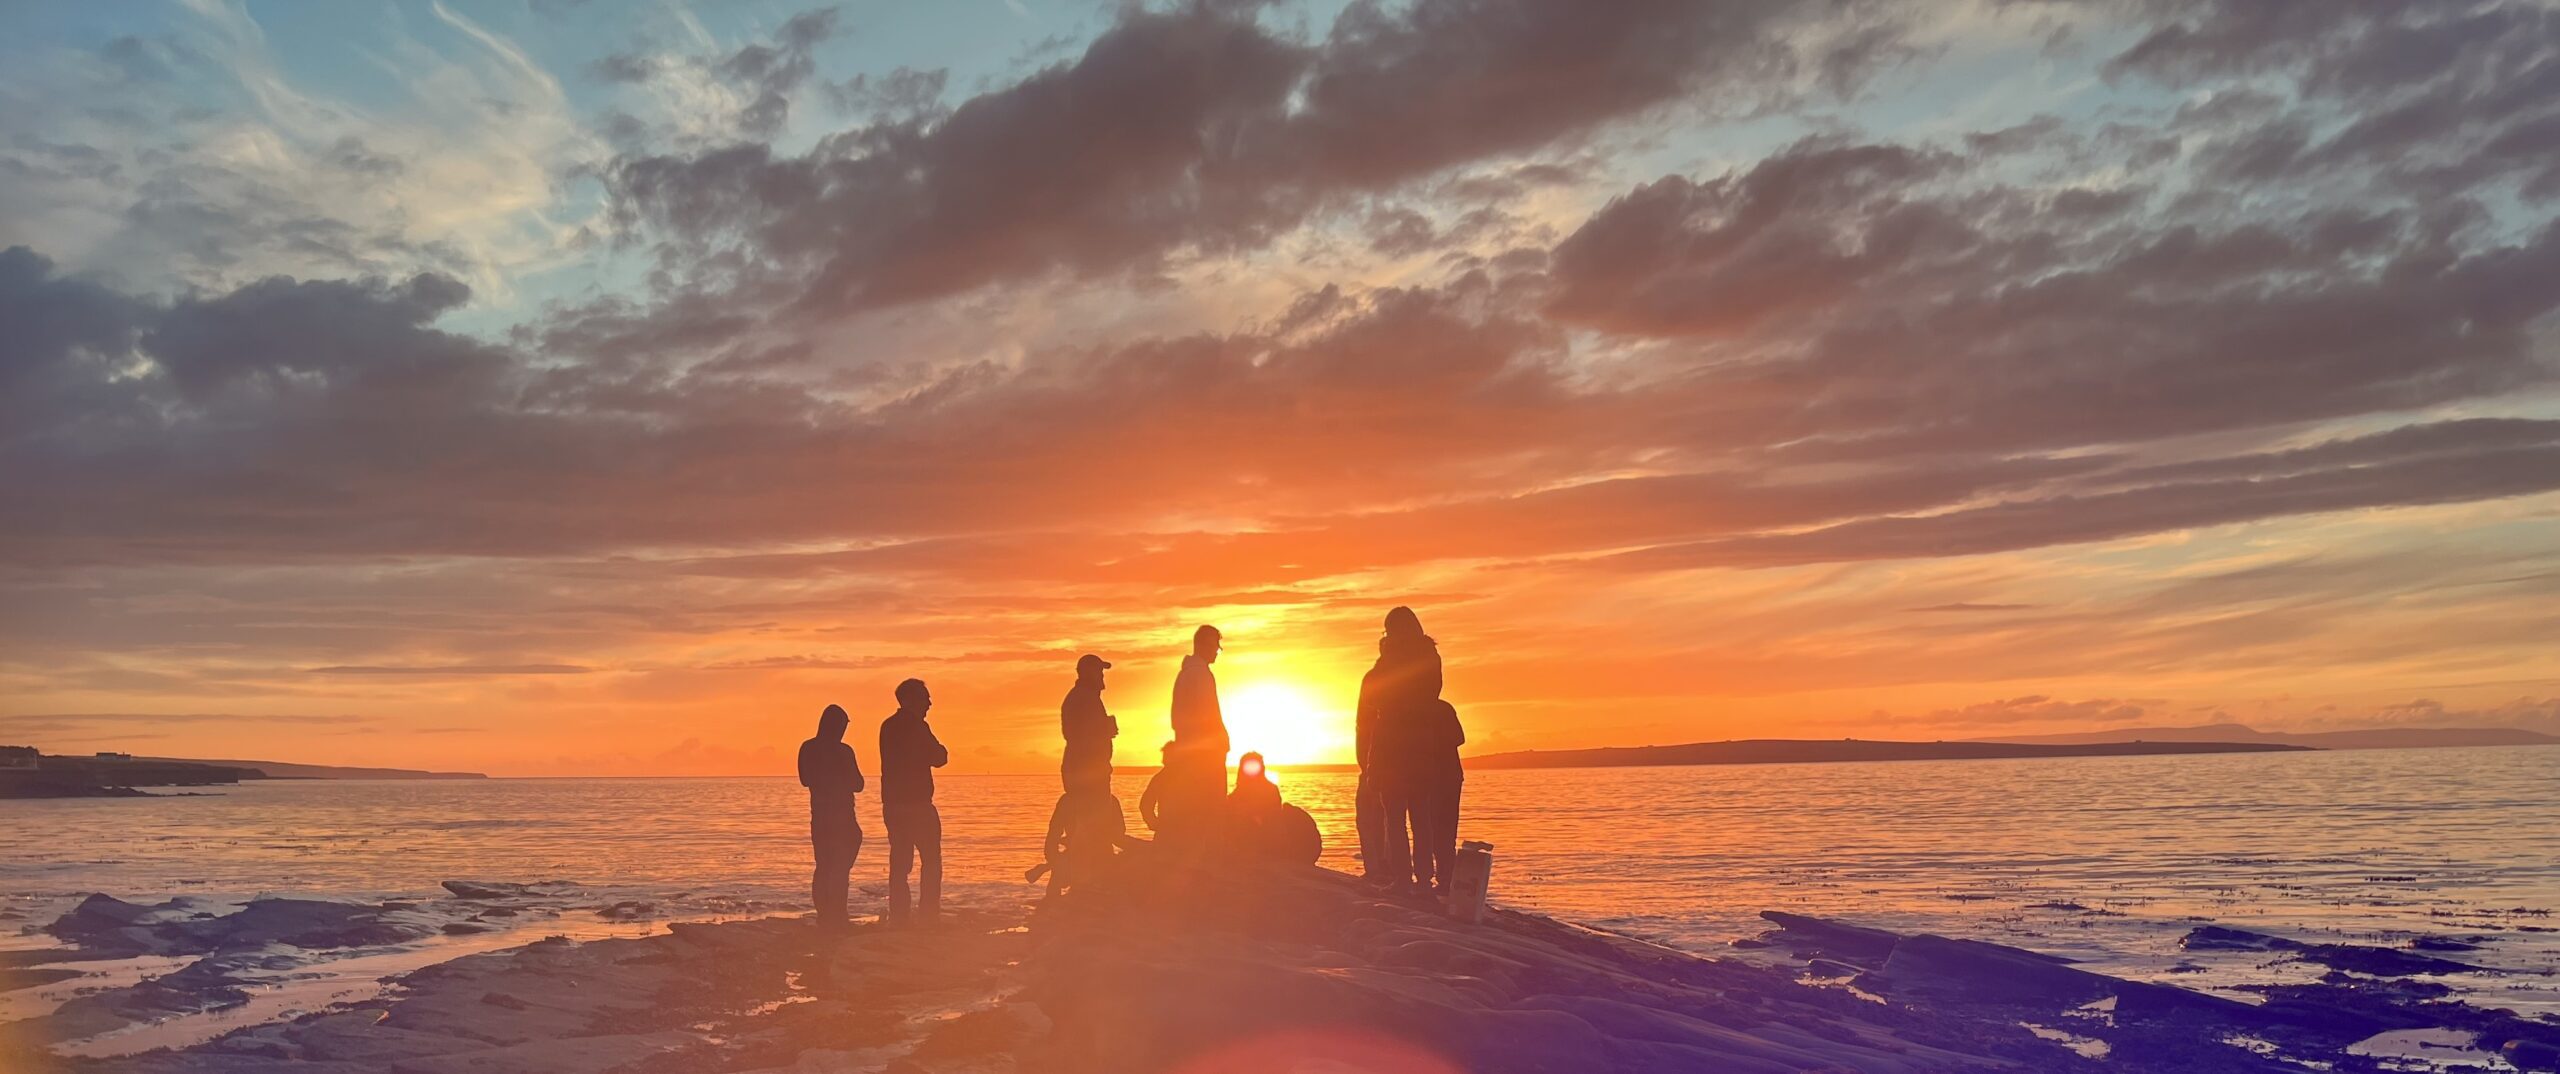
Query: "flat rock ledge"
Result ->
[[17, 857, 2375, 1073]]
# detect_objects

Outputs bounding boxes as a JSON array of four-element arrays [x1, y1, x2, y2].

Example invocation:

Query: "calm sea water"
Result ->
[[7, 746, 2559, 1035]]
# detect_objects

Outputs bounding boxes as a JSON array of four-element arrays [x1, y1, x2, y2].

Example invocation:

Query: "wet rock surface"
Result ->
[[45, 895, 442, 958], [19, 863, 2547, 1074], [2178, 924, 2487, 976], [1758, 911, 2560, 1072], [1020, 856, 2059, 1073]]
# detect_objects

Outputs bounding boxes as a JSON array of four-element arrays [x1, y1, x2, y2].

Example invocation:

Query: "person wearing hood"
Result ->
[[797, 704, 864, 933], [1360, 606, 1443, 892]]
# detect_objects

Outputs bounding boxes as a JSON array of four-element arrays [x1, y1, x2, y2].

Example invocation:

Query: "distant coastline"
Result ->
[[134, 755, 489, 781], [1462, 737, 2311, 771], [0, 748, 487, 798], [1962, 720, 2560, 751]]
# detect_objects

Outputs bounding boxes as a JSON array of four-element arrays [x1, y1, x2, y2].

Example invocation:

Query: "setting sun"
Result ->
[[1220, 681, 1352, 768]]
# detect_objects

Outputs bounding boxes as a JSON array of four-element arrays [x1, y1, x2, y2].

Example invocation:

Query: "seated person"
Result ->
[[1221, 752, 1321, 866], [1137, 741, 1176, 838], [1034, 786, 1126, 896]]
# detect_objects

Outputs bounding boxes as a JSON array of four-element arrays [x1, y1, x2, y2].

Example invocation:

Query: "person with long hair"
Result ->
[[1360, 606, 1444, 892]]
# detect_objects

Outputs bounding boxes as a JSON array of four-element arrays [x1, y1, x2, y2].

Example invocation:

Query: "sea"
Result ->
[[6, 746, 2558, 1057]]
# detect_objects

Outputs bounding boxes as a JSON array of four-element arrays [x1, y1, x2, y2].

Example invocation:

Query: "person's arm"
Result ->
[[796, 742, 814, 788], [926, 725, 948, 768], [1138, 772, 1164, 830], [848, 744, 865, 793], [1354, 672, 1378, 768]]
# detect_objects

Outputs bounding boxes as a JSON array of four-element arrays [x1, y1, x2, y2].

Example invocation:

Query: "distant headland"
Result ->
[[1463, 737, 2311, 771], [0, 746, 486, 798], [1965, 721, 2560, 751]]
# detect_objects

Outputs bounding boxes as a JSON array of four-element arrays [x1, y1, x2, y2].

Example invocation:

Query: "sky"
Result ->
[[3, 0, 2558, 777]]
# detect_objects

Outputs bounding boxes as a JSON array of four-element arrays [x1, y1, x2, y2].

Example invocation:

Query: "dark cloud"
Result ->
[[2106, 1, 2560, 202], [722, 8, 841, 136], [1543, 126, 2560, 461], [1608, 421, 2560, 572], [603, 0, 1904, 315]]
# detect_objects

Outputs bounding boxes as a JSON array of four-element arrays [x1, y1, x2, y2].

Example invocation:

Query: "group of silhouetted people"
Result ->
[[1357, 606, 1466, 895], [796, 679, 948, 932], [798, 608, 1464, 930]]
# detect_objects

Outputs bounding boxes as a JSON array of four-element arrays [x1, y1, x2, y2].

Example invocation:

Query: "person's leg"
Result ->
[[1428, 778, 1461, 893], [885, 808, 914, 926], [1376, 779, 1413, 890], [917, 803, 943, 918], [811, 818, 843, 929], [1403, 785, 1438, 889], [1354, 770, 1380, 880]]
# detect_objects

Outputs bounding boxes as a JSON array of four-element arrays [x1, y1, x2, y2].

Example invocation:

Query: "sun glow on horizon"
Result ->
[[1221, 680, 1352, 767]]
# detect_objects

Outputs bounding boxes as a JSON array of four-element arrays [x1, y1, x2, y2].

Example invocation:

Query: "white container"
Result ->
[[1448, 840, 1493, 923]]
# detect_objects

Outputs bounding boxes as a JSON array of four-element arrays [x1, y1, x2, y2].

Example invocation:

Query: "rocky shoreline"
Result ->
[[7, 855, 2557, 1073]]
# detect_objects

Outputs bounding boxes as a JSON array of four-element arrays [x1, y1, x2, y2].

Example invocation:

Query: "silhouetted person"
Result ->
[[1363, 606, 1443, 893], [1036, 785, 1125, 896], [1221, 753, 1321, 866], [1411, 698, 1467, 895], [1163, 625, 1229, 841], [1060, 654, 1117, 792], [798, 704, 864, 932], [1137, 740, 1177, 839], [1354, 634, 1388, 881], [879, 678, 947, 926]]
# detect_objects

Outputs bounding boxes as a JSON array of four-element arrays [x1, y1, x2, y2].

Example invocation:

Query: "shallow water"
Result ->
[[6, 745, 2559, 1050]]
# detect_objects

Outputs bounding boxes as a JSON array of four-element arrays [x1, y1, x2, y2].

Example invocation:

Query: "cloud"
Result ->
[[1920, 695, 2151, 728], [0, 1, 594, 296], [601, 0, 1908, 315], [2371, 696, 2560, 733], [7, 0, 2560, 772]]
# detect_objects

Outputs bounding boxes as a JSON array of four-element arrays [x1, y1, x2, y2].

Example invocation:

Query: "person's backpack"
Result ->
[[1276, 803, 1321, 865]]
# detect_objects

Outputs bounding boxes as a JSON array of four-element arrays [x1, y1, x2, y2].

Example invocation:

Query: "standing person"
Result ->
[[1412, 699, 1467, 896], [1366, 606, 1442, 893], [1352, 634, 1390, 882], [1060, 654, 1117, 792], [798, 704, 864, 933], [1164, 625, 1228, 839], [878, 679, 948, 927]]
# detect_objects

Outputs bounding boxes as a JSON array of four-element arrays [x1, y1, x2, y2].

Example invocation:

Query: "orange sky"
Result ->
[[5, 1, 2560, 775]]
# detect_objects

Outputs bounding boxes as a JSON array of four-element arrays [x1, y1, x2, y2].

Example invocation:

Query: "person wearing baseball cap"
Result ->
[[1060, 653, 1117, 792]]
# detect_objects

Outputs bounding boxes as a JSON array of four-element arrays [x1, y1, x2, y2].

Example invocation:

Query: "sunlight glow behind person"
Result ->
[[1220, 681, 1350, 768]]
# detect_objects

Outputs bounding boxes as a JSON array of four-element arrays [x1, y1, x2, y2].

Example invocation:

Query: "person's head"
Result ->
[[894, 678, 931, 714], [816, 703, 849, 741], [1193, 624, 1222, 663], [1383, 605, 1423, 639], [1076, 653, 1111, 688], [1232, 751, 1280, 808]]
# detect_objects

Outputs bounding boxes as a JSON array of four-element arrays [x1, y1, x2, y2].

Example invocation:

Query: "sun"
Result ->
[[1221, 681, 1352, 768]]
